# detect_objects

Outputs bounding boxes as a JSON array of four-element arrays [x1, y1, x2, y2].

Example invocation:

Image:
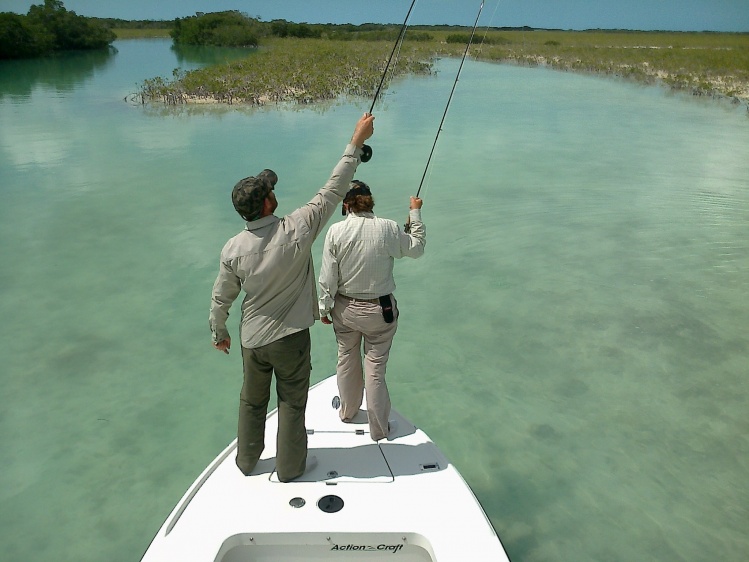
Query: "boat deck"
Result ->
[[142, 376, 510, 561]]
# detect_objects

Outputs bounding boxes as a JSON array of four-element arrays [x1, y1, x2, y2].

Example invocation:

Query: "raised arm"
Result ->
[[295, 113, 375, 239]]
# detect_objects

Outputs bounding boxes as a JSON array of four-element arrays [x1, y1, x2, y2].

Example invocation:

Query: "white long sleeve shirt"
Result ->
[[209, 143, 362, 349], [318, 208, 426, 317]]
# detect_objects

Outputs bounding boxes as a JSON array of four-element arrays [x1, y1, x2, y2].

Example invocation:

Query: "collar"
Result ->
[[346, 211, 375, 219], [245, 215, 279, 231]]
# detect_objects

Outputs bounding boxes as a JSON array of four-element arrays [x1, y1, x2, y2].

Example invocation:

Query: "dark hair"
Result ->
[[343, 180, 374, 214]]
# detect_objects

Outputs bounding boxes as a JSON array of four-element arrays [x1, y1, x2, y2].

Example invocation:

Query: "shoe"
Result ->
[[278, 455, 318, 482], [305, 455, 318, 473], [237, 457, 275, 477], [387, 420, 398, 437]]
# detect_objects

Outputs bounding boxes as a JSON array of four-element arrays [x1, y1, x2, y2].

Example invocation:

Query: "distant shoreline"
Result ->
[[127, 31, 749, 112], [480, 52, 749, 109]]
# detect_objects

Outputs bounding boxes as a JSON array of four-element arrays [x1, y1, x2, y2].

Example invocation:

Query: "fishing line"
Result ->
[[475, 0, 502, 58], [368, 0, 418, 114], [360, 0, 418, 163]]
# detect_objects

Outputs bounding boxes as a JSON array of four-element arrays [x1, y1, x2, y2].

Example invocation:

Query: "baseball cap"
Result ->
[[232, 169, 278, 222]]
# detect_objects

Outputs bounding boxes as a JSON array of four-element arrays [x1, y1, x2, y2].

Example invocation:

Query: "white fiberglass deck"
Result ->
[[141, 376, 510, 561]]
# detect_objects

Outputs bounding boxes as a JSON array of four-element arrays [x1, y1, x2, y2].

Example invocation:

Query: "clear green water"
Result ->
[[1, 39, 747, 562]]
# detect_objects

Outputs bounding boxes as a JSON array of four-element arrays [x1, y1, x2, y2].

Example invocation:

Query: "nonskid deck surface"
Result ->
[[270, 378, 437, 484], [142, 376, 510, 561]]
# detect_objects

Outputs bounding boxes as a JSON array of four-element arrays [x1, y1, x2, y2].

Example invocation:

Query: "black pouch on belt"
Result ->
[[379, 295, 394, 323]]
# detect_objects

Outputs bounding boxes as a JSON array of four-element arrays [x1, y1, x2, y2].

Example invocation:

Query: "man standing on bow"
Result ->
[[318, 181, 425, 441], [209, 113, 374, 482]]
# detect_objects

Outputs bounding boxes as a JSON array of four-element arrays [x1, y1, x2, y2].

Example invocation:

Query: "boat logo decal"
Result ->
[[331, 543, 404, 554]]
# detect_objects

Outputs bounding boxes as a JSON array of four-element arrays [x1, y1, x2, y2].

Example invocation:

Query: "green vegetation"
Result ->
[[167, 12, 432, 46], [471, 30, 749, 102], [171, 11, 263, 47], [270, 20, 321, 39], [112, 28, 172, 39], [96, 18, 172, 39], [0, 0, 115, 59], [3, 4, 742, 109], [93, 17, 172, 32], [136, 38, 432, 105], [446, 33, 511, 45], [4, 3, 746, 109], [136, 25, 749, 109]]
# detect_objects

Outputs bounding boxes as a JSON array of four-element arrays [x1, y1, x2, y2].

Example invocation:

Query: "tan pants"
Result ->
[[331, 294, 398, 441]]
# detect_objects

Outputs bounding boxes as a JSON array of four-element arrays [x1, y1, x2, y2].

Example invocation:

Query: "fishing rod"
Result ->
[[360, 0, 418, 163], [415, 0, 485, 197], [404, 0, 486, 232]]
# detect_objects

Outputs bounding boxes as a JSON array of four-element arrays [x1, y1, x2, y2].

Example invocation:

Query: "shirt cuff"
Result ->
[[409, 208, 422, 222], [344, 143, 362, 160], [319, 292, 335, 317], [211, 327, 230, 344], [319, 300, 332, 317]]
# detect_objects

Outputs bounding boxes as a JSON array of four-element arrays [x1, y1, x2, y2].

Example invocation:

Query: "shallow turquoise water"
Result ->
[[1, 39, 748, 561]]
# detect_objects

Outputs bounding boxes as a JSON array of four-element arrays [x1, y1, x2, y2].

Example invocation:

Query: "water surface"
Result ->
[[1, 39, 747, 562]]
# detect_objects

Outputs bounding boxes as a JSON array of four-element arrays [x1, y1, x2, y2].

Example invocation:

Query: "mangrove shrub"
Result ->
[[171, 11, 262, 47], [446, 32, 511, 45], [1, 0, 115, 59], [270, 20, 321, 39]]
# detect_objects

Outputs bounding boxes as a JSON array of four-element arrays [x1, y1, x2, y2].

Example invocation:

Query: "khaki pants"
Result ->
[[332, 294, 398, 441], [236, 329, 311, 482]]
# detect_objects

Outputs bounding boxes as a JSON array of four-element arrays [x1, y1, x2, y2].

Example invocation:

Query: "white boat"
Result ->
[[141, 374, 511, 561]]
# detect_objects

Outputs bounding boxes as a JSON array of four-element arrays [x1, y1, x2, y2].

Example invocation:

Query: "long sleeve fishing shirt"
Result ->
[[318, 208, 426, 317], [209, 143, 363, 349]]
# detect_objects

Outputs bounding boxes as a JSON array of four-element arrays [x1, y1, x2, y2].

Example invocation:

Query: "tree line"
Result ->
[[0, 0, 115, 59], [0, 5, 431, 58], [169, 11, 436, 47], [1, 6, 497, 60], [138, 12, 540, 47]]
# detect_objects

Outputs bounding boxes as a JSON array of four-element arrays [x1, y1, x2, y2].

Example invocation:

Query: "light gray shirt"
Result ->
[[210, 143, 362, 349], [318, 208, 426, 317]]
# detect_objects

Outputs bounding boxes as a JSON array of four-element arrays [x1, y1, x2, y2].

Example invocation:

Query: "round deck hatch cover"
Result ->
[[289, 497, 305, 508], [317, 494, 344, 513]]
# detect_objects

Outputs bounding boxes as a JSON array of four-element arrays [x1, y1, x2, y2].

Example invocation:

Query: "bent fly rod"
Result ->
[[404, 0, 485, 231], [360, 0, 418, 163], [415, 0, 485, 197], [404, 0, 485, 232]]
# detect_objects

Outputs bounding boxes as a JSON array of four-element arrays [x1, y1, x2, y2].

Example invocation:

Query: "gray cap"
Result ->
[[231, 169, 278, 221]]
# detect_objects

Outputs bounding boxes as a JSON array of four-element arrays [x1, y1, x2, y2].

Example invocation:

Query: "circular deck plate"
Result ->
[[289, 497, 306, 508], [317, 495, 344, 513]]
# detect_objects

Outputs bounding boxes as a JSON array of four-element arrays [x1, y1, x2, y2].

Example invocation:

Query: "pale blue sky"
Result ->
[[3, 0, 749, 32]]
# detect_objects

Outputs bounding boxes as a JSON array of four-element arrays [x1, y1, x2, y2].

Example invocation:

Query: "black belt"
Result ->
[[339, 294, 380, 304]]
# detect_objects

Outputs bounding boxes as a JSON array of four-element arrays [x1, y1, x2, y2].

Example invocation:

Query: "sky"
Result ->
[[2, 0, 749, 32]]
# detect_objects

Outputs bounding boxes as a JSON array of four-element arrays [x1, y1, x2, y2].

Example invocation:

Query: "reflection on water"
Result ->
[[0, 46, 117, 99], [0, 40, 748, 562]]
